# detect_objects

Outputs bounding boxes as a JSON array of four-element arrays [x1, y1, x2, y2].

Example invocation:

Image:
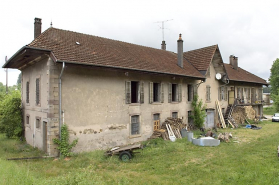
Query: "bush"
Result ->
[[0, 91, 22, 138], [53, 124, 78, 157], [191, 94, 206, 128]]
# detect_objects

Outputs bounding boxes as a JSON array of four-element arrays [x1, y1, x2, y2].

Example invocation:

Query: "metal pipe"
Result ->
[[59, 62, 65, 141]]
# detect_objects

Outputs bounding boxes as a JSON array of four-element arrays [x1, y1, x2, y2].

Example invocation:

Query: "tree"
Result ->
[[17, 73, 22, 91], [191, 94, 207, 128], [269, 58, 279, 111], [269, 58, 279, 95], [0, 91, 22, 138]]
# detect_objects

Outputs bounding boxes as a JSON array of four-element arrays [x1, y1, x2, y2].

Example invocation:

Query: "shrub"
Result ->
[[0, 91, 22, 138], [191, 94, 206, 128], [53, 124, 78, 157]]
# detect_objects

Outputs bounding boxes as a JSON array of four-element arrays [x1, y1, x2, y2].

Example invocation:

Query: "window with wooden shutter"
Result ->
[[188, 84, 193, 101], [131, 115, 140, 135], [224, 87, 227, 101], [26, 81, 29, 103], [140, 81, 144, 104], [125, 81, 131, 104], [36, 78, 40, 105], [149, 82, 153, 103], [178, 84, 182, 102], [168, 83, 172, 103], [161, 83, 164, 103]]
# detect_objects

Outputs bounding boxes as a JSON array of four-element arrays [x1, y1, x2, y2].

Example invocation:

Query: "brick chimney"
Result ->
[[161, 41, 166, 50], [34, 18, 42, 39], [229, 55, 238, 70], [177, 34, 183, 68]]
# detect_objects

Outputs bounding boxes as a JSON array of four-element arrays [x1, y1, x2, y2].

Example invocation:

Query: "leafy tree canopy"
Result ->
[[269, 58, 279, 95]]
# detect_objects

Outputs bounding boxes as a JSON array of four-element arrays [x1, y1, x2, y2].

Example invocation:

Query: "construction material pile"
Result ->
[[217, 132, 232, 142], [148, 117, 187, 140], [232, 106, 256, 124]]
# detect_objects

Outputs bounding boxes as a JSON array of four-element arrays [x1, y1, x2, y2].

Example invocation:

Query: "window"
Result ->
[[219, 86, 227, 101], [36, 78, 40, 105], [26, 81, 29, 103], [172, 112, 178, 118], [206, 85, 211, 101], [26, 115, 30, 125], [188, 111, 193, 125], [188, 84, 193, 101], [237, 87, 243, 99], [36, 118, 41, 129], [149, 82, 164, 103], [131, 115, 140, 135], [153, 114, 160, 130], [126, 81, 144, 104], [168, 83, 182, 103]]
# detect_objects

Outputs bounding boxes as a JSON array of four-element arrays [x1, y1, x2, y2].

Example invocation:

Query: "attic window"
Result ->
[[76, 42, 80, 45]]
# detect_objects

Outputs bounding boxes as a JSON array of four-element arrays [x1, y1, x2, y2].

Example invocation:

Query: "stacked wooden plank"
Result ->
[[215, 100, 226, 128], [148, 117, 187, 140]]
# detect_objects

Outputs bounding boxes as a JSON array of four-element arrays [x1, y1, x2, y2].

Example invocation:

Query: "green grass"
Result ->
[[1, 121, 279, 184], [263, 106, 276, 115]]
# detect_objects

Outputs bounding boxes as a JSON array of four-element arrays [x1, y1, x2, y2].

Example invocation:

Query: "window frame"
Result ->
[[35, 76, 41, 106], [130, 115, 140, 136], [206, 85, 211, 102], [26, 114, 30, 127], [126, 81, 144, 104], [36, 117, 41, 130], [26, 81, 30, 104], [168, 83, 182, 103], [187, 84, 194, 102]]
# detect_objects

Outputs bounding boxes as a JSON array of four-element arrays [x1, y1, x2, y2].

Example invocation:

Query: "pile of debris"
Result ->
[[232, 106, 256, 124], [148, 117, 187, 140], [217, 132, 232, 142]]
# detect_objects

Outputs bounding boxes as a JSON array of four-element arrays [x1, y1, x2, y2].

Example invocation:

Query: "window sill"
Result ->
[[151, 102, 162, 105], [129, 103, 140, 106], [170, 102, 179, 104], [205, 101, 211, 103], [129, 134, 141, 139]]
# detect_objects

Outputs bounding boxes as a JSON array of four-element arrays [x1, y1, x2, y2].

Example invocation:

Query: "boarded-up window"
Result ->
[[26, 81, 29, 103], [126, 81, 144, 104], [36, 118, 40, 129], [131, 115, 140, 135], [206, 85, 211, 101], [153, 114, 160, 130], [26, 115, 30, 125], [36, 78, 40, 105]]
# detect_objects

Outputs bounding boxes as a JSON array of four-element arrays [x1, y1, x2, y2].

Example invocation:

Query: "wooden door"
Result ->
[[154, 120, 160, 130], [43, 121, 47, 153], [228, 91, 234, 105]]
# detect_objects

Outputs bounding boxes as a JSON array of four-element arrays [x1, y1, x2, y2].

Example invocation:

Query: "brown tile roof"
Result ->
[[224, 64, 268, 85], [183, 45, 218, 71], [27, 28, 203, 78]]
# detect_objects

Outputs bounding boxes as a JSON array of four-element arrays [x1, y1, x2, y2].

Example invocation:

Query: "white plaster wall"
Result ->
[[61, 64, 198, 152], [22, 57, 50, 150]]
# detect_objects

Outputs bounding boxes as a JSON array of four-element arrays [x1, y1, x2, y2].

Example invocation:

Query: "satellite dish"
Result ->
[[216, 73, 221, 80]]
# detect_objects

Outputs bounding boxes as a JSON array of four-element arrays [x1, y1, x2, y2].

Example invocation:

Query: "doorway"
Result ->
[[43, 121, 47, 153], [228, 91, 235, 105], [205, 109, 214, 128]]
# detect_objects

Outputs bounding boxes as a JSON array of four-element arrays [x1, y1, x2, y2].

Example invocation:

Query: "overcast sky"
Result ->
[[1, 0, 278, 86]]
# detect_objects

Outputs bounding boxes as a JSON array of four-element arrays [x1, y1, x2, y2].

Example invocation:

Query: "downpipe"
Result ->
[[59, 62, 65, 144]]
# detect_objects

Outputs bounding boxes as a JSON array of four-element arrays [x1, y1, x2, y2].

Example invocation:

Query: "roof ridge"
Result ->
[[184, 44, 218, 53], [31, 27, 175, 54]]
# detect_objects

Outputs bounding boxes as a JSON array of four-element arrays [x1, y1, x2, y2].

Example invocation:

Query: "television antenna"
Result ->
[[154, 19, 173, 41]]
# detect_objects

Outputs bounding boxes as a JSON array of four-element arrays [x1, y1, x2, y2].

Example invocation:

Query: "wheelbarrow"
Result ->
[[105, 143, 143, 161]]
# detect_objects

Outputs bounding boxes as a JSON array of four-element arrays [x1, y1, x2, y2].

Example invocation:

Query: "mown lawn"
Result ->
[[1, 120, 279, 185]]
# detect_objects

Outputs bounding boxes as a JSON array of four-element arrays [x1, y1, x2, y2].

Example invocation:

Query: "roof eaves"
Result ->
[[56, 60, 205, 80]]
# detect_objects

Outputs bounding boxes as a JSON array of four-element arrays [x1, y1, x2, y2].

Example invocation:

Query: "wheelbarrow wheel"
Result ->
[[119, 151, 132, 161]]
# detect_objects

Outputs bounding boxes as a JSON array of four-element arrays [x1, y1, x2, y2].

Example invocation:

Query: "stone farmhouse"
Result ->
[[3, 18, 267, 156]]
